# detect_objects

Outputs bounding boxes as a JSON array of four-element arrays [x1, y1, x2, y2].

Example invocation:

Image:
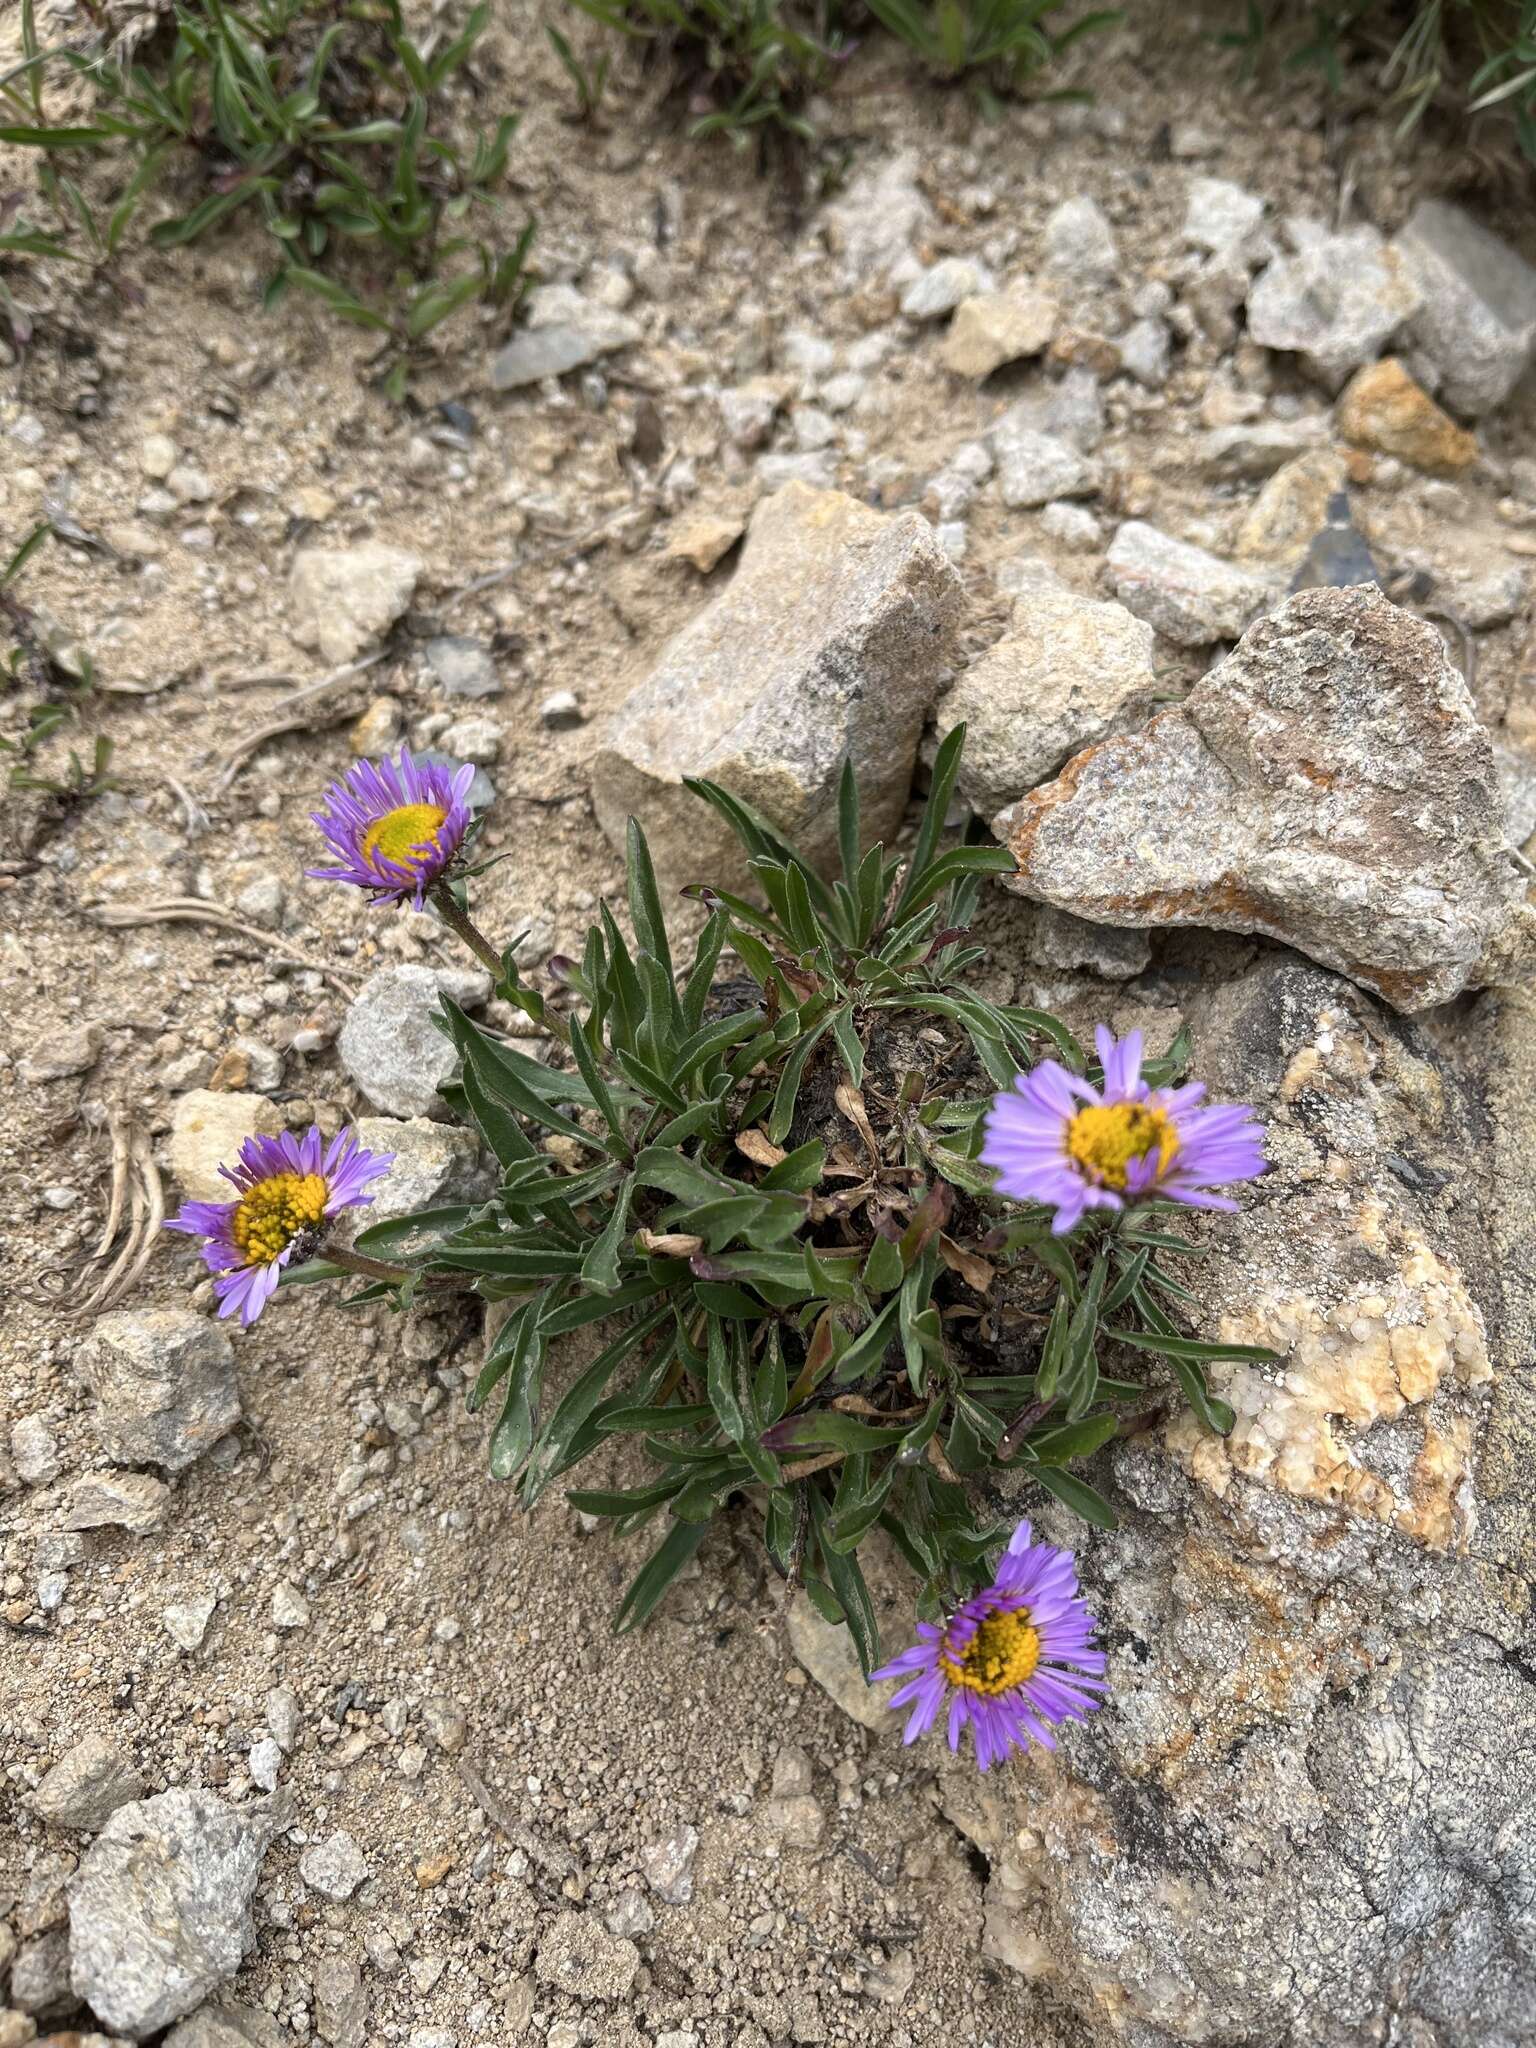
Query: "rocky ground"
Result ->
[[3, 2, 1536, 2045]]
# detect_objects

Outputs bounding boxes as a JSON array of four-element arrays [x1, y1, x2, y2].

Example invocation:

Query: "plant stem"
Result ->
[[429, 880, 505, 981], [326, 1246, 463, 1290]]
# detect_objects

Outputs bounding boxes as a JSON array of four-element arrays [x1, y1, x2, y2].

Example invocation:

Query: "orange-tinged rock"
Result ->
[[1335, 358, 1477, 476]]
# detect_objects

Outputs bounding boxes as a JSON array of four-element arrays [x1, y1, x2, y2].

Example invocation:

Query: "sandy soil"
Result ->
[[2, 2, 1534, 2041]]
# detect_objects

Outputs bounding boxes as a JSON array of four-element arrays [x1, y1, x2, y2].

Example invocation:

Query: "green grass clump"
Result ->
[[864, 0, 1120, 99], [1221, 0, 1536, 166], [0, 0, 534, 379]]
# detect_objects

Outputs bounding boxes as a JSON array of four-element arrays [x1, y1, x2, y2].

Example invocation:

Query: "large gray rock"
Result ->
[[337, 964, 489, 1118], [998, 585, 1534, 1011], [1395, 198, 1536, 417], [935, 953, 1535, 2047], [288, 544, 421, 667], [1246, 224, 1421, 391], [168, 1090, 283, 1203], [590, 483, 962, 889], [68, 1790, 283, 2037], [937, 590, 1158, 814], [31, 1735, 144, 1832], [78, 1311, 240, 1473], [1104, 522, 1270, 647]]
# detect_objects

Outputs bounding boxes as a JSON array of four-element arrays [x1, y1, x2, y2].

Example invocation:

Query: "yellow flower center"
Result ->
[[361, 802, 449, 877], [939, 1606, 1041, 1697], [1066, 1101, 1179, 1191], [230, 1172, 328, 1267]]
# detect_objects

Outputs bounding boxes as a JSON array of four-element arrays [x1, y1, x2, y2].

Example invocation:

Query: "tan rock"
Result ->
[[1234, 448, 1349, 564], [939, 288, 1058, 379], [664, 510, 746, 574], [1335, 358, 1478, 477], [591, 483, 961, 890], [168, 1090, 281, 1202]]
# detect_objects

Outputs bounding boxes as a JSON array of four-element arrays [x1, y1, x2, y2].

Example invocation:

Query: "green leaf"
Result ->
[[613, 1517, 710, 1634], [836, 754, 861, 894], [809, 1490, 880, 1677], [760, 1141, 824, 1193], [580, 1173, 634, 1294], [523, 1308, 670, 1507], [1034, 1293, 1071, 1404], [488, 1308, 544, 1479], [1110, 1330, 1279, 1365], [692, 1280, 769, 1320], [766, 1012, 833, 1145], [894, 719, 965, 919], [830, 1003, 865, 1089], [863, 1232, 905, 1295], [405, 269, 482, 339], [764, 1408, 909, 1455], [626, 815, 677, 993], [1033, 1466, 1118, 1529], [828, 1295, 901, 1386], [1026, 1412, 1119, 1464]]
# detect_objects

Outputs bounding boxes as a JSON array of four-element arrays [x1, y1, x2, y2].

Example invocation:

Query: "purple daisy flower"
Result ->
[[308, 747, 475, 908], [980, 1025, 1266, 1237], [165, 1127, 393, 1327], [870, 1517, 1105, 1772]]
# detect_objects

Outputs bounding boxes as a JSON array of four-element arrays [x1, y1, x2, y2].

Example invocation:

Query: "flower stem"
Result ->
[[326, 1246, 463, 1291], [429, 881, 505, 981]]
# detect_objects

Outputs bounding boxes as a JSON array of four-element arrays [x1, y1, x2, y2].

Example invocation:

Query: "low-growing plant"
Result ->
[[1220, 0, 1536, 165], [862, 0, 1120, 101], [164, 731, 1273, 1676], [0, 0, 535, 376], [558, 0, 851, 144]]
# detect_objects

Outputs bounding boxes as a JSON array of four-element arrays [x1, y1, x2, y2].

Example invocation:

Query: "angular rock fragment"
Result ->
[[68, 1790, 282, 2037], [31, 1735, 144, 1832], [328, 1117, 485, 1247], [1042, 197, 1118, 284], [338, 965, 488, 1118], [1182, 175, 1265, 255], [999, 586, 1534, 1010], [65, 1470, 170, 1534], [1198, 417, 1327, 481], [1234, 449, 1349, 565], [989, 415, 1099, 508], [168, 1090, 282, 1204], [489, 284, 640, 391], [1336, 358, 1478, 476], [1246, 225, 1421, 391], [1395, 198, 1536, 417], [1104, 522, 1269, 647], [590, 484, 961, 889], [937, 591, 1157, 814], [78, 1310, 240, 1473], [939, 289, 1058, 379], [288, 545, 421, 667]]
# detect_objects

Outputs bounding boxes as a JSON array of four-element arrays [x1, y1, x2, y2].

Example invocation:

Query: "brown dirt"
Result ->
[[2, 2, 1534, 2041]]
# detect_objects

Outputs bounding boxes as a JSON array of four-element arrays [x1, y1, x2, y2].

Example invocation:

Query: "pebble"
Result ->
[[10, 1417, 59, 1487], [1039, 501, 1102, 549], [314, 1956, 367, 2048], [939, 288, 1058, 379], [1183, 175, 1265, 255], [17, 1022, 103, 1085], [248, 1738, 281, 1792], [271, 1581, 311, 1630], [1335, 357, 1478, 477], [140, 433, 178, 478], [665, 512, 745, 573], [1104, 520, 1269, 647], [425, 636, 500, 699], [438, 714, 501, 764], [298, 1830, 368, 1901], [900, 255, 992, 321], [66, 1470, 171, 1533], [489, 284, 640, 389], [1395, 197, 1536, 417], [1042, 195, 1118, 283], [539, 688, 585, 729], [288, 544, 423, 666], [422, 1695, 468, 1753], [989, 417, 1099, 508], [604, 1889, 654, 1939], [266, 1685, 302, 1750], [162, 1588, 218, 1652], [78, 1308, 241, 1473], [350, 697, 402, 755], [30, 1733, 145, 1831], [168, 1089, 283, 1202], [640, 1824, 699, 1905]]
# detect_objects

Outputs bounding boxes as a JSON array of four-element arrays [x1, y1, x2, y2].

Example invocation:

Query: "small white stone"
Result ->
[[271, 1581, 311, 1630]]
